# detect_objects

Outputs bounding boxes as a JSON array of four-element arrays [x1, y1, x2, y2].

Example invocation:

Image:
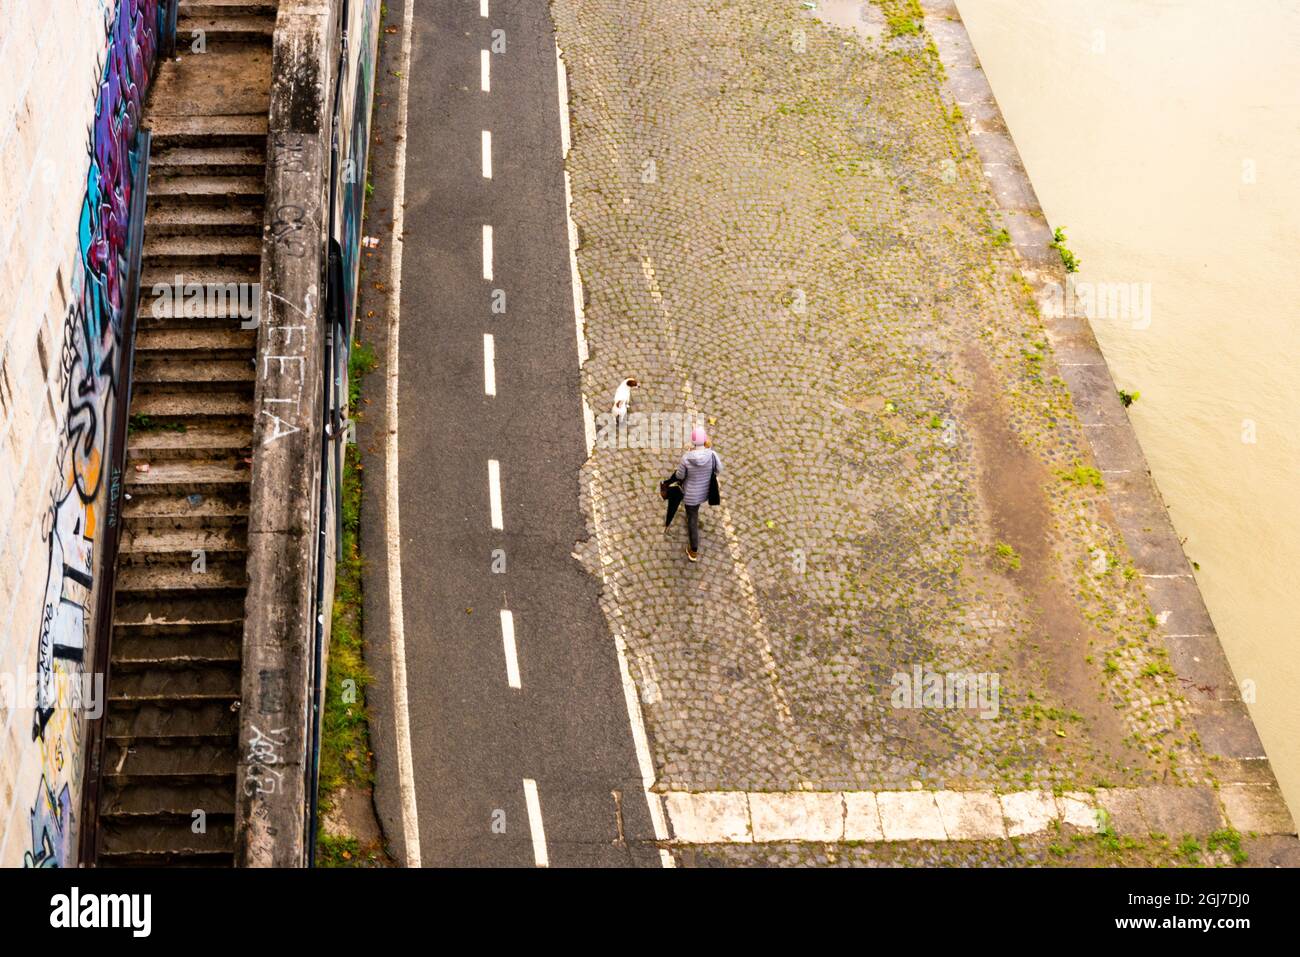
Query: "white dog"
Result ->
[[612, 377, 638, 427]]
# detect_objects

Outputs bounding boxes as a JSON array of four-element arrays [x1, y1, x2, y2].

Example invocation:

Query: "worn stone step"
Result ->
[[134, 326, 257, 358], [98, 817, 235, 859], [138, 270, 260, 326], [142, 265, 260, 289], [143, 234, 263, 268], [111, 633, 242, 672], [122, 492, 249, 530], [180, 0, 278, 13], [129, 390, 254, 419], [178, 15, 275, 44], [148, 174, 265, 205], [113, 596, 245, 634], [127, 422, 252, 460], [100, 780, 236, 817], [150, 144, 266, 178], [118, 526, 247, 565], [108, 666, 241, 702], [107, 698, 238, 741], [125, 456, 251, 492], [102, 740, 238, 780], [145, 203, 264, 236], [97, 850, 234, 867], [147, 113, 268, 149], [133, 356, 255, 392], [114, 560, 247, 597], [139, 268, 259, 319]]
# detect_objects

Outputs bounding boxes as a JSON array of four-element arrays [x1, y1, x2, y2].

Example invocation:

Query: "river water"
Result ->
[[953, 0, 1300, 815]]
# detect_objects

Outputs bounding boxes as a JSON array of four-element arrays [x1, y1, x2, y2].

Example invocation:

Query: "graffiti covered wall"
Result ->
[[331, 0, 382, 339], [0, 0, 163, 867]]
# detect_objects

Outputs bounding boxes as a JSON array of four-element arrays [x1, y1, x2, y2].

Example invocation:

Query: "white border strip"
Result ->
[[385, 0, 423, 869], [664, 790, 1101, 844], [660, 786, 1294, 844], [554, 39, 672, 867]]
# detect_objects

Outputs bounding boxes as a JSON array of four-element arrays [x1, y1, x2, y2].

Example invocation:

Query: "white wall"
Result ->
[[0, 0, 153, 868]]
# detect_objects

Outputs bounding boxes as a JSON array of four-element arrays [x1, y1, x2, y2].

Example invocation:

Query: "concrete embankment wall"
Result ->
[[236, 0, 381, 866], [922, 0, 1294, 838], [0, 0, 166, 869]]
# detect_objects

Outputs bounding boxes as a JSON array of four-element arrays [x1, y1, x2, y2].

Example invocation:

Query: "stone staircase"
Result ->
[[94, 0, 278, 867]]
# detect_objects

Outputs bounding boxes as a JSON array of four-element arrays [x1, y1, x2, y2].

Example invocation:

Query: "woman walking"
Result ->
[[667, 426, 721, 562]]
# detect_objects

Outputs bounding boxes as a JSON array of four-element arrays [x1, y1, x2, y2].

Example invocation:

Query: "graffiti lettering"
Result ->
[[25, 0, 164, 868]]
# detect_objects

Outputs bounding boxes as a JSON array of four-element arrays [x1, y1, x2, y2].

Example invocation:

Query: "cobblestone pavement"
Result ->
[[558, 0, 1206, 799]]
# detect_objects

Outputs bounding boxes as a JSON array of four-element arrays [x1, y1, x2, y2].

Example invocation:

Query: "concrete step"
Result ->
[[114, 560, 247, 598], [132, 356, 255, 391], [98, 818, 235, 863], [107, 699, 238, 742], [127, 422, 252, 460], [142, 265, 259, 291], [139, 267, 260, 326], [113, 596, 246, 634], [122, 492, 249, 530], [145, 203, 264, 236], [129, 390, 254, 419], [178, 15, 275, 44], [101, 741, 238, 781], [151, 144, 266, 178], [118, 526, 247, 564], [97, 849, 234, 867], [111, 634, 242, 672], [143, 234, 262, 268], [134, 326, 257, 358], [108, 666, 241, 703], [148, 174, 265, 205], [100, 780, 236, 817], [147, 113, 268, 149], [124, 457, 251, 498], [180, 0, 279, 13]]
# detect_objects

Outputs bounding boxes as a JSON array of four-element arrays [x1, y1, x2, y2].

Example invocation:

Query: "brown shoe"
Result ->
[[686, 547, 699, 562]]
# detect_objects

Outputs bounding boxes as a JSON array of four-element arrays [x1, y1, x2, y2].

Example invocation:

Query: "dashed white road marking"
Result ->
[[482, 224, 493, 280], [481, 129, 492, 178], [384, 0, 422, 869], [523, 779, 549, 867], [483, 333, 497, 396], [480, 49, 490, 92], [480, 0, 489, 17], [488, 458, 504, 530], [500, 609, 520, 688]]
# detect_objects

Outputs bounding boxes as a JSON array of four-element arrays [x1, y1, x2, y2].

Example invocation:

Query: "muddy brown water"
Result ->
[[954, 0, 1300, 816]]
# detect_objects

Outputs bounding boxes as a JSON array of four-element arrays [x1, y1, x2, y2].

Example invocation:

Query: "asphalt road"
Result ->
[[390, 0, 661, 867]]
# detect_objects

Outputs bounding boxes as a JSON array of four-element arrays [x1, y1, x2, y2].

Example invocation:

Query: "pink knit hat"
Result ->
[[691, 426, 709, 446]]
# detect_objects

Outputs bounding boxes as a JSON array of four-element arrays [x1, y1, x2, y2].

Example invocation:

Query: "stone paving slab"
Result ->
[[663, 786, 1295, 845]]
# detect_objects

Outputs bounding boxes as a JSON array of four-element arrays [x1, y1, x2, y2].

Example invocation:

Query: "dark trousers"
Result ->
[[686, 504, 701, 552]]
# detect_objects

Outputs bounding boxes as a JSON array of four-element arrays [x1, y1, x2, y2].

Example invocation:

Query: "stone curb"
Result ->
[[662, 786, 1296, 844]]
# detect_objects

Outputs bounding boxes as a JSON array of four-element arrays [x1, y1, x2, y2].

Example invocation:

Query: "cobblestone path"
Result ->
[[558, 0, 1204, 796]]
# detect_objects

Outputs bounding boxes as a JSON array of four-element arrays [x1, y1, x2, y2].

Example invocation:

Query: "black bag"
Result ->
[[707, 454, 720, 506]]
